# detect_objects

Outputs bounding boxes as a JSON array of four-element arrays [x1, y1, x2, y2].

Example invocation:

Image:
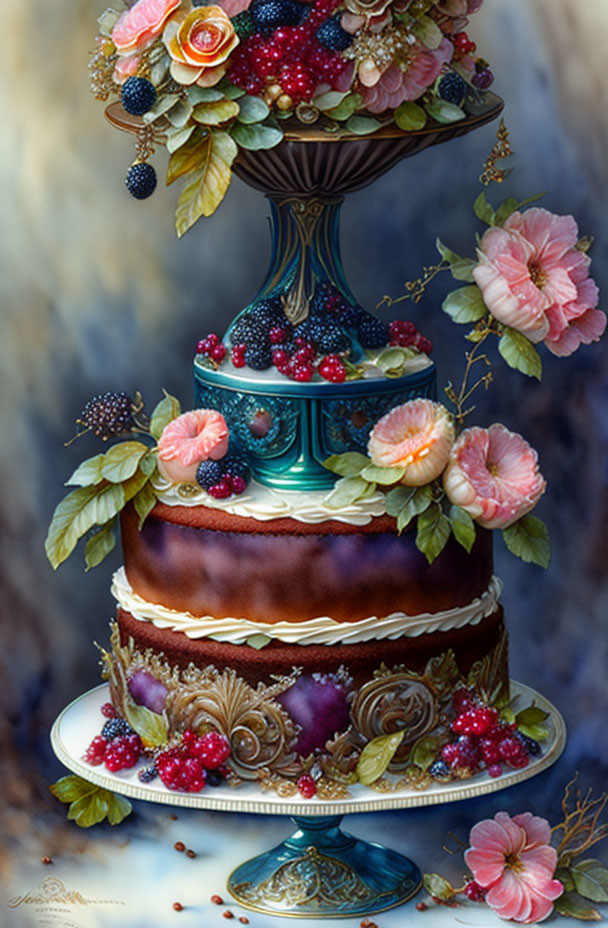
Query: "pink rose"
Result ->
[[112, 0, 182, 56], [465, 811, 563, 924], [443, 424, 546, 530], [368, 399, 455, 486], [157, 410, 229, 483], [361, 38, 453, 113], [474, 208, 606, 356]]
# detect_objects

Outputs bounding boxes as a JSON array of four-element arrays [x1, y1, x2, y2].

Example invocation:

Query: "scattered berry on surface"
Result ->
[[488, 764, 503, 778], [297, 773, 317, 798], [121, 76, 157, 115], [173, 902, 184, 911], [429, 760, 450, 780], [211, 895, 224, 905], [464, 880, 486, 902], [174, 841, 186, 852], [101, 702, 117, 718], [138, 765, 158, 783], [126, 162, 157, 200]]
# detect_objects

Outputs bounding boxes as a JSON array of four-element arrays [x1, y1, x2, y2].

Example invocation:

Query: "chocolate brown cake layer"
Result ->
[[117, 605, 508, 690], [121, 503, 494, 624]]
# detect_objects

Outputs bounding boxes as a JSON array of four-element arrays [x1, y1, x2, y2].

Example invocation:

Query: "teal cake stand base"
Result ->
[[227, 814, 421, 919]]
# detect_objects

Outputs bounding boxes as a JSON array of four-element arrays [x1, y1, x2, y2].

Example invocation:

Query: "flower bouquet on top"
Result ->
[[89, 0, 493, 233]]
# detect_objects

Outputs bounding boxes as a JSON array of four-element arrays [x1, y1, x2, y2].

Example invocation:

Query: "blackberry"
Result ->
[[316, 17, 353, 52], [221, 454, 250, 482], [515, 731, 542, 756], [292, 319, 314, 341], [356, 316, 390, 349], [126, 162, 157, 200], [232, 10, 255, 38], [248, 299, 283, 328], [337, 303, 366, 329], [230, 317, 268, 346], [102, 717, 133, 741], [138, 765, 158, 783], [197, 459, 224, 490], [121, 77, 157, 116], [309, 283, 334, 315], [318, 325, 350, 354], [250, 0, 305, 32], [429, 760, 451, 779], [78, 391, 134, 440], [205, 769, 225, 787], [244, 344, 273, 370], [438, 72, 467, 105]]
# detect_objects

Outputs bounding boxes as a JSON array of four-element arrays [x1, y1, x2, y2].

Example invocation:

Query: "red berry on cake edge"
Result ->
[[297, 774, 317, 799]]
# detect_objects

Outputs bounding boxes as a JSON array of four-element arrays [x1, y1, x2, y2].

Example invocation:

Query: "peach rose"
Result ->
[[443, 424, 546, 530], [162, 5, 239, 87], [368, 399, 455, 486], [112, 0, 182, 56], [157, 410, 229, 483]]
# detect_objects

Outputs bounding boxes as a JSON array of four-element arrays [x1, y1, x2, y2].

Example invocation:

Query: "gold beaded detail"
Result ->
[[480, 119, 513, 185], [88, 36, 118, 101]]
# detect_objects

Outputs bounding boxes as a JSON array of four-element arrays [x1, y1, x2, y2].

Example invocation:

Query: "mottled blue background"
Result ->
[[1, 0, 607, 921]]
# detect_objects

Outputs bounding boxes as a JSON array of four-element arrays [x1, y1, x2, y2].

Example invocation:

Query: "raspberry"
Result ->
[[121, 77, 157, 115], [293, 363, 314, 382], [190, 731, 231, 769], [104, 732, 142, 771], [456, 735, 481, 770], [102, 717, 133, 741], [157, 748, 207, 793], [479, 737, 502, 766], [270, 326, 289, 343], [297, 774, 317, 798], [441, 743, 461, 767], [498, 736, 529, 769], [78, 392, 135, 440], [464, 881, 486, 902], [208, 479, 233, 499], [389, 319, 418, 347], [414, 334, 433, 355], [231, 345, 247, 368], [451, 688, 477, 716], [197, 459, 224, 491], [273, 348, 291, 368], [210, 344, 227, 363], [126, 162, 157, 200], [84, 735, 108, 766], [319, 355, 346, 383], [488, 764, 503, 778], [101, 702, 117, 718], [452, 707, 499, 737]]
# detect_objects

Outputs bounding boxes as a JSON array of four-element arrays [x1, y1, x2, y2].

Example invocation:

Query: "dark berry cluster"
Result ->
[[430, 689, 540, 781], [78, 391, 135, 440], [125, 162, 157, 200], [438, 71, 468, 106], [155, 730, 231, 793], [121, 77, 157, 116], [83, 716, 142, 772], [227, 0, 347, 104], [196, 453, 250, 499]]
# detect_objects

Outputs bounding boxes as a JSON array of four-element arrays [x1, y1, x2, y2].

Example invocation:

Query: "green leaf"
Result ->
[[325, 93, 363, 122], [498, 328, 543, 380], [175, 130, 237, 236], [230, 122, 283, 150], [149, 392, 181, 439], [412, 15, 443, 48], [425, 99, 465, 125], [50, 775, 98, 803], [68, 793, 109, 828], [554, 891, 602, 921], [123, 700, 169, 747], [246, 634, 272, 650], [166, 131, 209, 186], [166, 98, 193, 129], [495, 192, 545, 226], [474, 191, 496, 226], [385, 486, 418, 518], [312, 90, 348, 111], [571, 860, 608, 903], [360, 464, 405, 486], [84, 520, 117, 571], [166, 124, 195, 154], [139, 451, 158, 478], [122, 469, 151, 505], [516, 704, 550, 741], [106, 793, 133, 826], [100, 441, 149, 483], [500, 706, 516, 725], [394, 101, 427, 131], [410, 735, 444, 771], [416, 504, 451, 564], [143, 94, 181, 124], [98, 8, 120, 36], [356, 731, 404, 785], [236, 94, 270, 124], [218, 80, 246, 100], [186, 86, 225, 104], [150, 55, 170, 87], [323, 453, 370, 478], [66, 454, 106, 487], [386, 486, 433, 534], [192, 98, 240, 126], [324, 476, 372, 509], [133, 482, 157, 529], [422, 873, 457, 902], [375, 346, 415, 374], [450, 506, 476, 553], [45, 483, 124, 570], [556, 867, 576, 893], [345, 115, 382, 136], [436, 238, 476, 282], [502, 514, 550, 568], [442, 285, 487, 324]]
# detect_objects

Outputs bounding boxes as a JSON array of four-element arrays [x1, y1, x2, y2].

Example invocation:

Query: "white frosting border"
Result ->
[[112, 568, 503, 647]]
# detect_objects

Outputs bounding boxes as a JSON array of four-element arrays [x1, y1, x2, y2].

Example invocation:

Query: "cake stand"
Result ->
[[51, 680, 566, 920]]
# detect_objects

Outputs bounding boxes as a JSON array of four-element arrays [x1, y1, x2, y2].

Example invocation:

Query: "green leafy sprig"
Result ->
[[45, 391, 181, 571], [50, 775, 132, 828]]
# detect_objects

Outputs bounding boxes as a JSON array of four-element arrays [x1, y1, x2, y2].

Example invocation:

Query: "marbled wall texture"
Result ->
[[1, 0, 607, 883]]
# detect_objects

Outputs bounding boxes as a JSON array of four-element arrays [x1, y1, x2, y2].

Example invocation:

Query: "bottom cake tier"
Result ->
[[100, 602, 510, 793]]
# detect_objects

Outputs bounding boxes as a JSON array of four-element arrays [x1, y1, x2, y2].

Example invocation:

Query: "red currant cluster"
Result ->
[[453, 31, 476, 56], [228, 0, 346, 106], [389, 320, 433, 354], [156, 730, 231, 794], [207, 474, 248, 499], [83, 705, 143, 772], [197, 333, 227, 364], [296, 773, 317, 798], [438, 689, 535, 779]]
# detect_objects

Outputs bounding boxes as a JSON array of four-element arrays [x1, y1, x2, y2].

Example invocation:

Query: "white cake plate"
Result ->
[[50, 682, 566, 919]]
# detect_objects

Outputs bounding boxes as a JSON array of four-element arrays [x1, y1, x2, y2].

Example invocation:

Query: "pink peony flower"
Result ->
[[368, 399, 455, 486], [474, 208, 606, 355], [443, 424, 546, 530], [360, 38, 453, 113], [112, 0, 182, 56], [157, 409, 229, 483], [113, 52, 141, 85], [465, 811, 563, 924]]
